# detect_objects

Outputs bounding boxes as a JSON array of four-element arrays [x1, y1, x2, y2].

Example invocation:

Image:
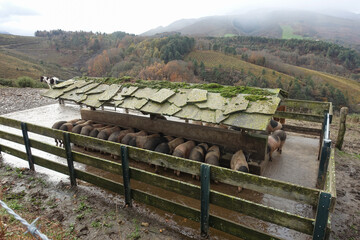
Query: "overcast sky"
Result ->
[[0, 0, 359, 36]]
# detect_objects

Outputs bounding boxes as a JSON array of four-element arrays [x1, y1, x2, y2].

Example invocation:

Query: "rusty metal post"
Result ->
[[335, 107, 348, 150]]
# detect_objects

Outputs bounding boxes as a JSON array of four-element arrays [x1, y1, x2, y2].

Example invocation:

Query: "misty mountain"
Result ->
[[141, 10, 360, 50], [0, 30, 11, 35]]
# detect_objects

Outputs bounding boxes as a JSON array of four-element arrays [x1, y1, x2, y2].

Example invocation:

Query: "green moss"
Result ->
[[76, 78, 275, 99], [245, 95, 268, 101]]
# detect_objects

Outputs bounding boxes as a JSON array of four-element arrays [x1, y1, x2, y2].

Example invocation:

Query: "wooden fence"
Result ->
[[0, 116, 336, 240]]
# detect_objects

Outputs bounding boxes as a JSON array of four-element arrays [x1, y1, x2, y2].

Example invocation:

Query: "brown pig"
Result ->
[[230, 150, 249, 192], [173, 140, 196, 176], [189, 143, 209, 180], [121, 130, 147, 145]]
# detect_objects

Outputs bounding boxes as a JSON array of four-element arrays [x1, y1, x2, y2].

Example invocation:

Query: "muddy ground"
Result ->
[[0, 87, 360, 240]]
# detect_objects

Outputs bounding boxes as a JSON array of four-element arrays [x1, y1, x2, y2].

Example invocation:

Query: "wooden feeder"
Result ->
[[42, 79, 289, 175]]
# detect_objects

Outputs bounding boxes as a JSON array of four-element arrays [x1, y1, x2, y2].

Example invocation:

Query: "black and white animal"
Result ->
[[40, 76, 60, 89], [267, 130, 287, 161], [266, 119, 282, 133]]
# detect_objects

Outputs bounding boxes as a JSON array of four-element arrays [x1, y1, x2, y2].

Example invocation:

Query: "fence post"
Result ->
[[63, 132, 77, 187], [313, 192, 331, 240], [200, 164, 210, 237], [21, 122, 34, 171], [121, 145, 132, 207], [317, 140, 331, 189], [335, 107, 348, 150]]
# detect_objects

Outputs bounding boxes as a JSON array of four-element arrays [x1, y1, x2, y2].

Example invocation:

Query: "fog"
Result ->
[[0, 0, 359, 36]]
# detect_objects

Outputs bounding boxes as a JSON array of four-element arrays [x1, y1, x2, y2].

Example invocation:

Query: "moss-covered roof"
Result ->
[[42, 78, 287, 131]]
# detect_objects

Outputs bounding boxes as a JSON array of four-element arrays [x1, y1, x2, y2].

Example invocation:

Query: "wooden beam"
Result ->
[[273, 111, 324, 123], [80, 109, 267, 160], [280, 99, 330, 115], [281, 124, 322, 136]]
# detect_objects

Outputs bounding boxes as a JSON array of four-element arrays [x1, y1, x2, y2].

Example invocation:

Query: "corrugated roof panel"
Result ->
[[223, 95, 249, 115], [132, 88, 159, 99], [149, 89, 176, 103], [195, 92, 229, 110], [187, 89, 207, 103], [99, 84, 121, 101], [52, 79, 75, 89], [223, 113, 271, 131], [119, 97, 148, 110], [245, 95, 281, 114], [167, 89, 190, 107]]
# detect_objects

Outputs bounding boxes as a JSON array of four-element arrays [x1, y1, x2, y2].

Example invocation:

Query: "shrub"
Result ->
[[17, 76, 35, 88], [0, 78, 14, 87]]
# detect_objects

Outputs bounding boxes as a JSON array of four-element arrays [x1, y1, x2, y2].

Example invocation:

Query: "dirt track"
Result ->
[[0, 87, 359, 239]]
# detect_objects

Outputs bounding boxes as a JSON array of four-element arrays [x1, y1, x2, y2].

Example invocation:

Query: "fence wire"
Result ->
[[0, 200, 50, 240]]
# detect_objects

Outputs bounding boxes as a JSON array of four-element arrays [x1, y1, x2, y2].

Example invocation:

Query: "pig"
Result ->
[[89, 125, 110, 138], [230, 150, 249, 192], [71, 120, 94, 134], [205, 145, 220, 166], [267, 135, 280, 161], [173, 140, 196, 176], [121, 130, 147, 145], [153, 137, 185, 172], [272, 130, 287, 154], [108, 128, 134, 159], [51, 121, 67, 146], [189, 143, 209, 180], [266, 119, 282, 133], [129, 134, 160, 148], [97, 126, 121, 140], [204, 145, 221, 182], [150, 114, 167, 120], [114, 128, 135, 143]]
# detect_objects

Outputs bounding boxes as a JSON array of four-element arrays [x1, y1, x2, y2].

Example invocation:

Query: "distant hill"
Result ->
[[142, 10, 360, 51], [0, 31, 10, 35]]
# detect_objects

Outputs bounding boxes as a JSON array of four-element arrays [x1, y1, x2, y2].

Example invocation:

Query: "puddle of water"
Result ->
[[0, 104, 319, 239]]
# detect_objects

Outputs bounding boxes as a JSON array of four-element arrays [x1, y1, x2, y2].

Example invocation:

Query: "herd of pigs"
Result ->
[[52, 118, 286, 192]]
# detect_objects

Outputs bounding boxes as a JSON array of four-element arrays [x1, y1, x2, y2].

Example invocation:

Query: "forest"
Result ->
[[2, 30, 360, 111]]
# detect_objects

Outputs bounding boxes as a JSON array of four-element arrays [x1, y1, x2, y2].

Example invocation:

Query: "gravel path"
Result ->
[[0, 87, 57, 115]]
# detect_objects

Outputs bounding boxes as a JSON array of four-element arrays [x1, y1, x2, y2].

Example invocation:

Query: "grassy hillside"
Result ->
[[186, 50, 360, 107], [281, 25, 304, 39], [186, 51, 295, 85]]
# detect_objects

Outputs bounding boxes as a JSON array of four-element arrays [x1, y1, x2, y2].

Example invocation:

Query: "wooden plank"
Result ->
[[325, 149, 336, 213], [0, 144, 69, 175], [210, 190, 314, 235], [280, 99, 330, 115], [132, 188, 200, 222], [282, 124, 322, 136], [0, 129, 24, 144], [211, 166, 320, 206], [209, 215, 281, 240], [72, 151, 123, 175], [130, 167, 200, 200], [80, 109, 267, 159], [69, 134, 121, 156], [273, 111, 324, 123], [75, 170, 124, 195]]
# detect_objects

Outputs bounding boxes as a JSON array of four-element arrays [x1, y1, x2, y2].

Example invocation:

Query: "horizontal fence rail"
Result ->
[[0, 116, 334, 239]]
